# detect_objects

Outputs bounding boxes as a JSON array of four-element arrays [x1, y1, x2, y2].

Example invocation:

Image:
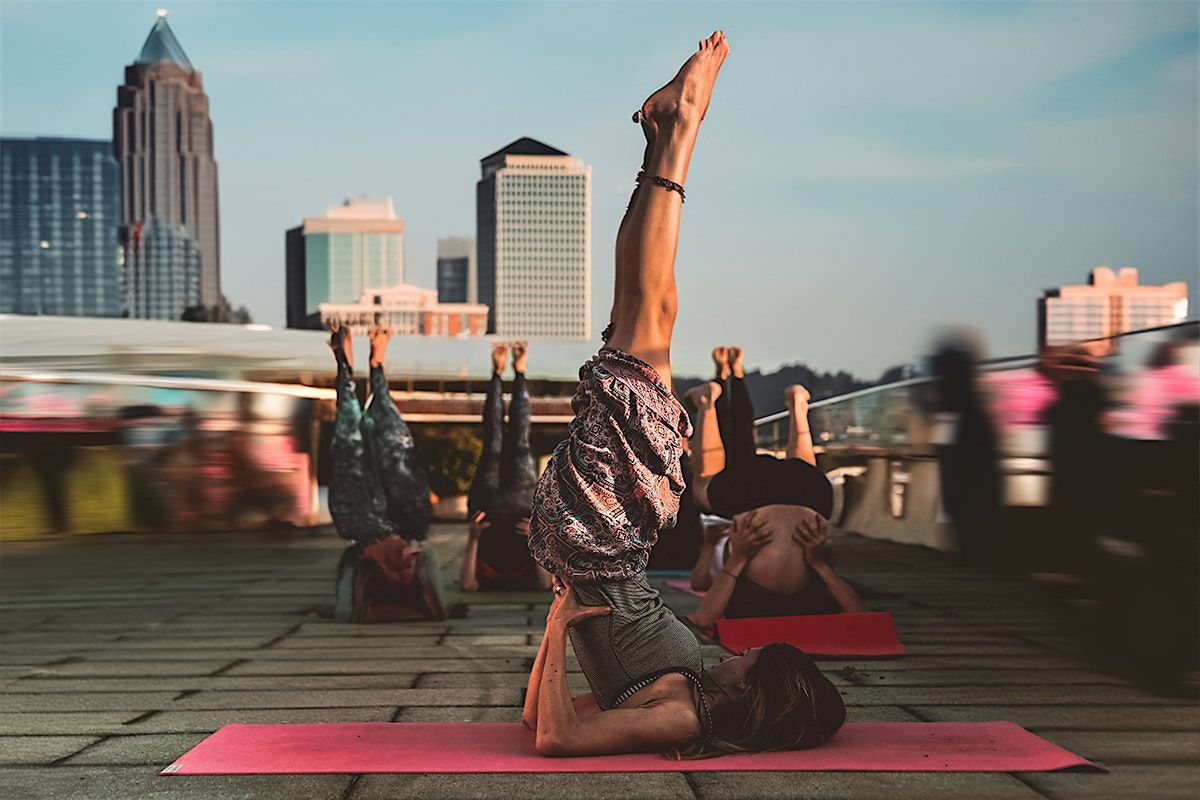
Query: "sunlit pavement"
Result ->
[[1, 524, 1197, 800]]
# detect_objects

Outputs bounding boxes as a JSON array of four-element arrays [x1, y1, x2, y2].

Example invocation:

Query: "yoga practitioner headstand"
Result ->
[[460, 341, 554, 592], [524, 32, 845, 758]]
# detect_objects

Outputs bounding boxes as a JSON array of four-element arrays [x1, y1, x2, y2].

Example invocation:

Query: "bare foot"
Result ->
[[637, 31, 730, 140], [491, 341, 508, 375], [728, 346, 744, 378], [510, 340, 528, 374], [785, 384, 811, 413], [711, 346, 729, 381], [684, 380, 722, 411], [328, 324, 352, 366], [368, 324, 391, 368]]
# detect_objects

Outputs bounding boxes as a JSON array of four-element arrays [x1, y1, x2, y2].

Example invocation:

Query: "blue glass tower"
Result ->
[[0, 137, 122, 317]]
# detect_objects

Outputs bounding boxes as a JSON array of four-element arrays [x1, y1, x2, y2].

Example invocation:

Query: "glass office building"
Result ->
[[0, 137, 122, 317], [436, 237, 475, 304], [286, 197, 405, 329]]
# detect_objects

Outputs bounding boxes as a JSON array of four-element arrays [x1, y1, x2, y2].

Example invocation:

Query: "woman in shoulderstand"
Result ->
[[523, 31, 845, 758]]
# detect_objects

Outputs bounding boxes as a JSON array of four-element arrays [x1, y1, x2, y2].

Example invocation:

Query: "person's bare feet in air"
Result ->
[[635, 31, 730, 143], [510, 340, 528, 375], [328, 323, 352, 366], [728, 346, 745, 379], [684, 380, 722, 412], [367, 324, 391, 368], [785, 384, 811, 413], [491, 341, 508, 375], [711, 347, 729, 381]]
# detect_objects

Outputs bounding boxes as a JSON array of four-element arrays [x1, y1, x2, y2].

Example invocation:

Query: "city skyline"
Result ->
[[1, 1, 1196, 376]]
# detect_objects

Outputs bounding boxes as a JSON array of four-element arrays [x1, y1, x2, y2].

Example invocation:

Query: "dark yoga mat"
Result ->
[[162, 721, 1095, 774], [716, 611, 905, 657]]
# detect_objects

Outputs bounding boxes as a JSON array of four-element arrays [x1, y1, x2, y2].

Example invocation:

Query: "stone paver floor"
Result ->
[[0, 524, 1196, 799]]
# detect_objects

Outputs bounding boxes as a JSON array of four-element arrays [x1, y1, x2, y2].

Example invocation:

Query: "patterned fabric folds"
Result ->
[[529, 348, 693, 581]]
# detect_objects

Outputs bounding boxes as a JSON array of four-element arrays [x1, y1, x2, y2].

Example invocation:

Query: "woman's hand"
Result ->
[[547, 577, 611, 630], [515, 516, 532, 536], [469, 511, 490, 542], [727, 510, 773, 563]]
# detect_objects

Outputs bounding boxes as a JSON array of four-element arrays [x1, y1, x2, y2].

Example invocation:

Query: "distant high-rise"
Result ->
[[1039, 267, 1189, 350], [436, 237, 476, 304], [113, 11, 220, 320], [286, 197, 405, 330], [476, 138, 590, 339], [0, 137, 122, 317]]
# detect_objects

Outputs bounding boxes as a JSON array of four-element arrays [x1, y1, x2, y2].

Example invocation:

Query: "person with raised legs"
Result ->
[[327, 323, 442, 622], [684, 380, 865, 634], [523, 33, 845, 758], [460, 341, 553, 592]]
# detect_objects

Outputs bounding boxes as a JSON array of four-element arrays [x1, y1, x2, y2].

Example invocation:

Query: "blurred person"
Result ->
[[685, 382, 864, 635], [328, 324, 441, 622], [524, 33, 845, 758], [459, 341, 553, 592], [930, 341, 1001, 561], [1038, 342, 1112, 580]]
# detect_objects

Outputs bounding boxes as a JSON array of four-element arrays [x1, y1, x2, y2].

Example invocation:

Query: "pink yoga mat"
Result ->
[[162, 721, 1093, 775], [716, 612, 905, 657], [663, 577, 705, 597]]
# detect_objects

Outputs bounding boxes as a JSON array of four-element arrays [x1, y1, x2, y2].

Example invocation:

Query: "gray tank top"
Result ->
[[568, 574, 704, 710]]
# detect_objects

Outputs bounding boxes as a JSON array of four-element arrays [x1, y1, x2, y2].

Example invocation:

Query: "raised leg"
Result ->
[[726, 346, 757, 465], [326, 326, 393, 543], [499, 341, 537, 516], [685, 381, 725, 512], [469, 342, 508, 518], [364, 326, 432, 541], [605, 31, 729, 386], [786, 385, 816, 465]]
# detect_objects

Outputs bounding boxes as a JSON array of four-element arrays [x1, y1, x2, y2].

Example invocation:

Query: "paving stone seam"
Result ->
[[208, 658, 250, 676], [258, 622, 305, 649], [46, 735, 110, 767]]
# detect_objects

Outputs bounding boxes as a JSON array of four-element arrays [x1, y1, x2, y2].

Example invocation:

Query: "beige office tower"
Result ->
[[1039, 267, 1189, 350], [113, 12, 220, 319], [477, 138, 591, 339]]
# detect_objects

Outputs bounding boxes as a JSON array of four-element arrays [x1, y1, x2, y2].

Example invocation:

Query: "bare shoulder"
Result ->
[[620, 674, 704, 734]]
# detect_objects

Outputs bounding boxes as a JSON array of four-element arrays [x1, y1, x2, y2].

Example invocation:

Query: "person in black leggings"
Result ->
[[684, 351, 863, 631], [459, 341, 552, 592]]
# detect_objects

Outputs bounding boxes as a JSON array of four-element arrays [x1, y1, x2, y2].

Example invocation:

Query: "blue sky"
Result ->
[[2, 0, 1196, 378]]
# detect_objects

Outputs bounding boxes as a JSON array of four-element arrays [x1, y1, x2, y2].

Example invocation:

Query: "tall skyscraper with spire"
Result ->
[[113, 11, 220, 320]]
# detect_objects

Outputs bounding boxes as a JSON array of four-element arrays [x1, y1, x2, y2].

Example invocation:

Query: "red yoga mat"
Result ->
[[161, 721, 1093, 775], [716, 611, 905, 657]]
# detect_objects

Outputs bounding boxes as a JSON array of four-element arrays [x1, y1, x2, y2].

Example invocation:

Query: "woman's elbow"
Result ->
[[534, 732, 569, 757]]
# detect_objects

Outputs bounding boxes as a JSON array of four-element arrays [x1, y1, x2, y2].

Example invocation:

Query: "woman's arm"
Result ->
[[458, 512, 488, 592], [522, 621, 550, 730], [534, 590, 697, 756], [808, 550, 866, 613], [686, 513, 769, 631]]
